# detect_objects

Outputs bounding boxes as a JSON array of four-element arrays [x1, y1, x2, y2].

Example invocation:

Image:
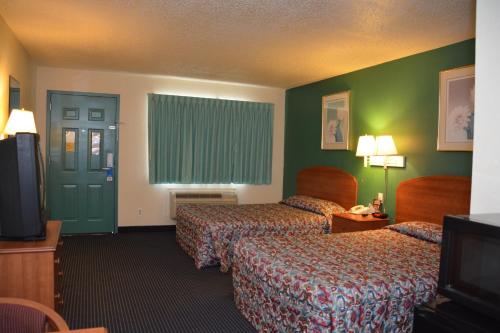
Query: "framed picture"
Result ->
[[437, 65, 475, 151], [321, 91, 350, 150]]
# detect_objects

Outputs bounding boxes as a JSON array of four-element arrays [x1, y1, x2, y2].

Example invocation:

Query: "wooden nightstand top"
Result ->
[[332, 212, 389, 223], [331, 212, 389, 233]]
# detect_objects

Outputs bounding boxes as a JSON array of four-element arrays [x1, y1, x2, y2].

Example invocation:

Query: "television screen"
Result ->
[[439, 215, 500, 319], [456, 233, 500, 298]]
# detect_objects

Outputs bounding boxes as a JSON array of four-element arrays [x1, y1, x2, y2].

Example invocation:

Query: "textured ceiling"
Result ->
[[0, 0, 475, 88]]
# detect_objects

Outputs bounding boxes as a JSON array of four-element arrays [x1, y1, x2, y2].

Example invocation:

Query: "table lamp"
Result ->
[[375, 135, 398, 212], [355, 135, 376, 167], [3, 109, 37, 136]]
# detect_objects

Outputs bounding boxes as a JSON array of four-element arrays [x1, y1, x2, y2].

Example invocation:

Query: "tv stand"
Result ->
[[414, 295, 500, 332], [0, 221, 62, 309]]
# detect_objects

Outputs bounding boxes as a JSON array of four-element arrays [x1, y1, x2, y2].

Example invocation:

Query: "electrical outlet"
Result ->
[[138, 208, 143, 216]]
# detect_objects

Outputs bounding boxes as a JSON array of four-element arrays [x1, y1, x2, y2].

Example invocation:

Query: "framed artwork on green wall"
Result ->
[[438, 65, 475, 151], [321, 91, 350, 150]]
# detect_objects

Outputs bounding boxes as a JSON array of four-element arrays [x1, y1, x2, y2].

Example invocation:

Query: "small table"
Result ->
[[331, 212, 389, 233]]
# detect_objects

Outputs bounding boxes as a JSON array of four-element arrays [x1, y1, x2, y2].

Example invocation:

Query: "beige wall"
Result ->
[[35, 67, 285, 226], [0, 15, 34, 134], [471, 0, 500, 222]]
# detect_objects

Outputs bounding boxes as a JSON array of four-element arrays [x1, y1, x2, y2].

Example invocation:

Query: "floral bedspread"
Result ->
[[233, 228, 441, 332], [176, 204, 329, 272]]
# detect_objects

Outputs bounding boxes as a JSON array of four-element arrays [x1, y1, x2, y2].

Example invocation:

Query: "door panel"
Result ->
[[61, 184, 79, 221], [47, 92, 118, 234], [87, 184, 104, 219]]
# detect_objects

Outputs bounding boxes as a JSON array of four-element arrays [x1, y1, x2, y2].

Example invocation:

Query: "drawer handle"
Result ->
[[54, 258, 61, 264], [55, 293, 64, 304]]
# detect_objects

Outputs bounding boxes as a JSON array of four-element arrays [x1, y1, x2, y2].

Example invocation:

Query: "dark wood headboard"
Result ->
[[295, 166, 358, 210], [396, 176, 471, 225]]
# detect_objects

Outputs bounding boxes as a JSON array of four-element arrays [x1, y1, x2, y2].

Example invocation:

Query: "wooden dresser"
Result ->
[[0, 220, 62, 309]]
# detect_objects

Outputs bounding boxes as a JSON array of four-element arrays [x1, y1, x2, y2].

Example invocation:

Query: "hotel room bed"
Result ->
[[175, 166, 358, 272], [232, 175, 471, 332]]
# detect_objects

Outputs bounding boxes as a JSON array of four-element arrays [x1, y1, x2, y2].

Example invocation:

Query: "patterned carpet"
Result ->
[[59, 230, 256, 333]]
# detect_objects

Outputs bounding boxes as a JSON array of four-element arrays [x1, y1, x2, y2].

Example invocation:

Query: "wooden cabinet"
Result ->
[[0, 221, 62, 309], [331, 213, 389, 233]]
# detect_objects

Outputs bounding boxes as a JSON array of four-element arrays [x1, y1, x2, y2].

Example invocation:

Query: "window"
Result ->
[[148, 94, 273, 184]]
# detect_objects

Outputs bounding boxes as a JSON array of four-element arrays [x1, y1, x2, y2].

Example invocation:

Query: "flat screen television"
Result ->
[[0, 133, 46, 240], [439, 214, 500, 320]]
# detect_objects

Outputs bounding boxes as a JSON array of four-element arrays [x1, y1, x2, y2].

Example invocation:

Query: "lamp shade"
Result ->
[[375, 135, 397, 155], [3, 109, 37, 135], [356, 135, 376, 156]]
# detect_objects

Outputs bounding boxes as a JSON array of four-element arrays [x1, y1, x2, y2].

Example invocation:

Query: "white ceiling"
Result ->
[[0, 0, 475, 88]]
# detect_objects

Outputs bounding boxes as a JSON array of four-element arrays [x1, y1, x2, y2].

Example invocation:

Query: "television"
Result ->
[[439, 214, 500, 320], [0, 133, 47, 240]]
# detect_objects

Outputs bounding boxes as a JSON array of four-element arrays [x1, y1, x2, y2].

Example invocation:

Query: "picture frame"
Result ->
[[321, 91, 350, 150], [437, 65, 475, 151]]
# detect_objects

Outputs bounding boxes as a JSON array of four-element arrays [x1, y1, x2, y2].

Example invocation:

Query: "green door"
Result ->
[[47, 92, 119, 234]]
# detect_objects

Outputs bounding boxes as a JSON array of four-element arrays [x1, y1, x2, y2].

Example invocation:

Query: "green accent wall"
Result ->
[[284, 39, 475, 220]]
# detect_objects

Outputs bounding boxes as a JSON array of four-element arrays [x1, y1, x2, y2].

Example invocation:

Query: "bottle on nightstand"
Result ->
[[377, 192, 385, 213]]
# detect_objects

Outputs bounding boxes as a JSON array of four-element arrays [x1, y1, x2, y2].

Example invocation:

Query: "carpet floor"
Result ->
[[59, 230, 256, 333]]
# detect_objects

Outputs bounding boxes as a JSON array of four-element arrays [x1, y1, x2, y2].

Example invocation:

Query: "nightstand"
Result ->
[[331, 212, 389, 233]]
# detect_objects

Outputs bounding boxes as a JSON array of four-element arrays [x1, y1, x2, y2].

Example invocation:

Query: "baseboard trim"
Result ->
[[118, 225, 176, 233]]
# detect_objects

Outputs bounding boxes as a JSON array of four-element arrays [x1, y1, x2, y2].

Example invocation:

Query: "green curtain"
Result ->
[[148, 94, 274, 184]]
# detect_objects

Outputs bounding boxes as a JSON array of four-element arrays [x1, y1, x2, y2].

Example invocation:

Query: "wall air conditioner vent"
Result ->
[[175, 193, 223, 199], [170, 190, 238, 220]]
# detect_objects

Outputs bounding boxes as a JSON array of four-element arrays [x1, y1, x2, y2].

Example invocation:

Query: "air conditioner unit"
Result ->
[[170, 190, 238, 219]]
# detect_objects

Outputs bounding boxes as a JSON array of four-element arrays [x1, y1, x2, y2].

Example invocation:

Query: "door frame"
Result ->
[[46, 90, 120, 234]]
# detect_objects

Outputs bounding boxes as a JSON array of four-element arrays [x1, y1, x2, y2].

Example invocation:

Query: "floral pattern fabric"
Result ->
[[233, 228, 440, 332], [385, 221, 443, 244], [280, 195, 346, 219], [176, 203, 329, 272]]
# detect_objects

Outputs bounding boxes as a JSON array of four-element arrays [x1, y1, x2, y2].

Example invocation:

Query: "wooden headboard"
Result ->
[[396, 176, 471, 225], [296, 166, 358, 210]]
